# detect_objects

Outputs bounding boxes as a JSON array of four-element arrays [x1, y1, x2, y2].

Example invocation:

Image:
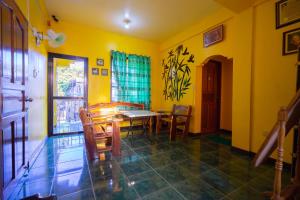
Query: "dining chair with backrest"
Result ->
[[79, 107, 114, 160], [156, 104, 192, 140], [87, 102, 146, 138]]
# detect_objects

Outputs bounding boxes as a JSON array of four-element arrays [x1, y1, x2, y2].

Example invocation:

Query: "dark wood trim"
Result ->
[[282, 27, 300, 55], [0, 130, 3, 200], [275, 0, 300, 29], [0, 1, 28, 198], [292, 47, 300, 177], [110, 51, 113, 103], [216, 61, 222, 129], [52, 96, 86, 100], [47, 52, 88, 137], [3, 136, 47, 199], [219, 129, 232, 134], [201, 60, 222, 133]]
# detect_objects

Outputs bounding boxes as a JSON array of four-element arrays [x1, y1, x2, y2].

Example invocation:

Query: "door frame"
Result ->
[[47, 52, 88, 137], [201, 60, 222, 133]]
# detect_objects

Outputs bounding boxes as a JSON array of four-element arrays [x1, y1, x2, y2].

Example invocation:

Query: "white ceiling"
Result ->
[[44, 0, 221, 42]]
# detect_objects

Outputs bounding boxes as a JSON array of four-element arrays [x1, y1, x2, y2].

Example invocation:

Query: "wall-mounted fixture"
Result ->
[[32, 28, 66, 48]]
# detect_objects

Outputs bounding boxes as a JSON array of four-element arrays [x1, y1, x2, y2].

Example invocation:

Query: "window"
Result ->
[[111, 51, 151, 110]]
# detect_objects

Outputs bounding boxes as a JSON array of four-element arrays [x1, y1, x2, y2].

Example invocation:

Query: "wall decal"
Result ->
[[162, 44, 193, 101]]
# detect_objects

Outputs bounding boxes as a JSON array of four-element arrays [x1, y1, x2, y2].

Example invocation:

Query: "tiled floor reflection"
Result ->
[[9, 132, 292, 200]]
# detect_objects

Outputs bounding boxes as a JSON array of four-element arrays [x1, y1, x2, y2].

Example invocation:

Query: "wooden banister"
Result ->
[[254, 89, 300, 167], [253, 88, 300, 199]]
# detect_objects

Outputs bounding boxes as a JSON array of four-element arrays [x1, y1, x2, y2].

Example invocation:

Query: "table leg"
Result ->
[[156, 115, 161, 134], [112, 121, 121, 156], [149, 116, 153, 134]]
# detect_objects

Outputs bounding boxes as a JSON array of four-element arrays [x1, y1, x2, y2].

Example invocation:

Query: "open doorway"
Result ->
[[48, 53, 88, 136], [201, 56, 233, 144]]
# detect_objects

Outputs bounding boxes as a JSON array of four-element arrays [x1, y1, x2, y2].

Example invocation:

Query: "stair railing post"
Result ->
[[295, 119, 300, 182], [273, 107, 287, 200]]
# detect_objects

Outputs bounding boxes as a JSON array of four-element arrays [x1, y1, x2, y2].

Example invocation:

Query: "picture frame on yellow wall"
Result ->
[[276, 0, 300, 29], [283, 27, 300, 55], [203, 25, 224, 48], [96, 58, 104, 66], [92, 68, 99, 75], [101, 69, 108, 76]]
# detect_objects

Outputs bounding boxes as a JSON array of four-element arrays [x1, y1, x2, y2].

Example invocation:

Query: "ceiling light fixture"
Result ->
[[123, 18, 131, 29]]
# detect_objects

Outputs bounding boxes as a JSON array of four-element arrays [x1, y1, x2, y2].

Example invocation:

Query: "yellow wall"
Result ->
[[159, 8, 235, 134], [251, 0, 298, 162], [47, 20, 160, 109], [220, 59, 233, 131], [158, 0, 299, 163], [15, 0, 48, 159], [16, 0, 299, 164]]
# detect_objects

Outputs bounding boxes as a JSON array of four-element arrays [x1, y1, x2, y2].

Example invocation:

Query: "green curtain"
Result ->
[[111, 51, 151, 110]]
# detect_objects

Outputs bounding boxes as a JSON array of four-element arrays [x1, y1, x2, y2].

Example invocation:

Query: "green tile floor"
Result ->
[[8, 131, 292, 200]]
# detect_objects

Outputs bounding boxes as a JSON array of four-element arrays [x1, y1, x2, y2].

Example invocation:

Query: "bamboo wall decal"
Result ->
[[162, 45, 193, 101]]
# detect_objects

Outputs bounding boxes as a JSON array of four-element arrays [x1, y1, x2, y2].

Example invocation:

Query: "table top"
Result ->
[[120, 110, 158, 118]]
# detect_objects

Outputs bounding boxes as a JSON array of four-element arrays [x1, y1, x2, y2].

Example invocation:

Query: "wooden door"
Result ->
[[201, 60, 221, 133], [0, 0, 28, 198]]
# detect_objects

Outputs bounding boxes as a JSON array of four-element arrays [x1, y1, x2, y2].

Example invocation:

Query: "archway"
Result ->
[[200, 55, 233, 144]]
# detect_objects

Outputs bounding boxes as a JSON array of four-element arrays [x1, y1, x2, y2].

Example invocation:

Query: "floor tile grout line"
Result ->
[[123, 135, 235, 199], [49, 144, 58, 197], [13, 141, 49, 199], [112, 154, 143, 200], [17, 133, 275, 200], [123, 137, 188, 200], [221, 182, 248, 199], [140, 185, 178, 199], [211, 164, 250, 199], [85, 152, 97, 200]]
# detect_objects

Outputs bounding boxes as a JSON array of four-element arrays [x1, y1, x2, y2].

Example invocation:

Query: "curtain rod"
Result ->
[[110, 50, 150, 59]]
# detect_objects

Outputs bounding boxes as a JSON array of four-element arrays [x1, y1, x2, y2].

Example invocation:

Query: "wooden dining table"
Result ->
[[94, 110, 159, 156]]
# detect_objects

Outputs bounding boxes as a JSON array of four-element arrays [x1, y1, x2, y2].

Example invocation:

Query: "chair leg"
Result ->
[[170, 116, 176, 141], [127, 119, 133, 138]]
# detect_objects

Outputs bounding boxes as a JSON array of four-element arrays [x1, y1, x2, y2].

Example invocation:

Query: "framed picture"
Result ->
[[101, 69, 108, 76], [96, 58, 104, 66], [92, 68, 99, 75], [203, 25, 224, 48], [276, 0, 300, 29], [283, 27, 300, 55]]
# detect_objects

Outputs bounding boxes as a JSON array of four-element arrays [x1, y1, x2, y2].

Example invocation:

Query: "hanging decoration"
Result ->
[[162, 44, 194, 101]]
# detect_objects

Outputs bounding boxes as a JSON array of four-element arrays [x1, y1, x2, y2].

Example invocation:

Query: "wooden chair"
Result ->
[[87, 102, 146, 138], [156, 105, 192, 140], [79, 107, 114, 160]]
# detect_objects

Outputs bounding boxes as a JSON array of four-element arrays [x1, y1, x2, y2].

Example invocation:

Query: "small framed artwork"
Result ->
[[276, 0, 300, 29], [203, 24, 224, 48], [101, 69, 108, 76], [283, 27, 300, 55], [92, 68, 99, 75], [96, 58, 104, 66]]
